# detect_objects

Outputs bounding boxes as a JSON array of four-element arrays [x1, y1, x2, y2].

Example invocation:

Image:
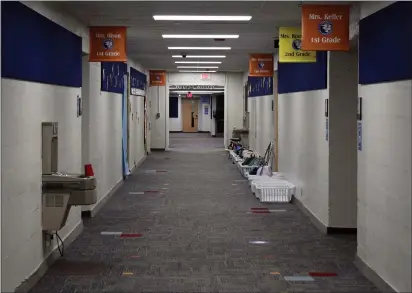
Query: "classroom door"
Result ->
[[182, 99, 199, 132]]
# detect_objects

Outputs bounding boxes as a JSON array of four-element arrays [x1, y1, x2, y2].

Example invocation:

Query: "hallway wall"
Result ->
[[224, 72, 244, 148], [148, 84, 168, 149], [81, 59, 123, 216], [356, 2, 411, 292], [1, 2, 147, 292]]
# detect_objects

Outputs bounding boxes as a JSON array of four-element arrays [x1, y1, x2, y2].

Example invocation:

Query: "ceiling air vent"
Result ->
[[214, 38, 226, 42]]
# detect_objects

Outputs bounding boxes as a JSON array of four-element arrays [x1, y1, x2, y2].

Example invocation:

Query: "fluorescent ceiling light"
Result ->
[[175, 61, 222, 64], [178, 70, 217, 73], [172, 55, 226, 58], [177, 66, 219, 69], [168, 47, 231, 50], [163, 34, 239, 39], [154, 15, 252, 21]]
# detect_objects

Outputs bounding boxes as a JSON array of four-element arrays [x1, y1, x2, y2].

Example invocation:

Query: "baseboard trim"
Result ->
[[81, 178, 123, 218], [197, 131, 210, 133], [211, 135, 216, 137], [150, 148, 166, 151], [292, 197, 356, 235], [292, 197, 328, 234], [82, 155, 147, 218], [169, 131, 182, 133], [15, 222, 84, 293], [354, 255, 396, 293]]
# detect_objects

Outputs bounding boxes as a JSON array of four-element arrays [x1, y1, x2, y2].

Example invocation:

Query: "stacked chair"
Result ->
[[228, 140, 296, 203]]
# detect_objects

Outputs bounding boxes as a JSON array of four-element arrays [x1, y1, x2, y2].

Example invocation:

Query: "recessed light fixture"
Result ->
[[175, 61, 222, 64], [177, 66, 219, 69], [168, 47, 231, 50], [162, 34, 239, 39], [172, 55, 226, 58], [153, 15, 252, 21], [178, 70, 217, 73]]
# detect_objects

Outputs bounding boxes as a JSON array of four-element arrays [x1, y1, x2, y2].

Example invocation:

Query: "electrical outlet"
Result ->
[[156, 113, 160, 118]]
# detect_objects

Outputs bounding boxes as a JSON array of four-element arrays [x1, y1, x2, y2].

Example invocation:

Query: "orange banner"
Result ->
[[301, 5, 350, 51], [249, 54, 274, 77], [149, 70, 166, 86], [89, 26, 127, 62]]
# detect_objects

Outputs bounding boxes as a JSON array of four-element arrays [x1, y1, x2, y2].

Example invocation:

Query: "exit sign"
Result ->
[[201, 73, 211, 80]]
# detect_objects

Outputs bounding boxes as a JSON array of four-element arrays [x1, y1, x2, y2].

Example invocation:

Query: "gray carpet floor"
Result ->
[[29, 133, 379, 293]]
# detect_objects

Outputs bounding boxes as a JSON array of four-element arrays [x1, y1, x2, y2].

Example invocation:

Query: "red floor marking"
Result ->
[[251, 208, 269, 211], [156, 170, 167, 172], [120, 233, 143, 238], [144, 190, 159, 193], [309, 272, 337, 277], [264, 255, 273, 259], [131, 255, 140, 258], [252, 211, 270, 214]]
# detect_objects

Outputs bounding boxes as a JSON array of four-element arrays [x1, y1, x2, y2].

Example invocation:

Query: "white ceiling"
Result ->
[[51, 1, 354, 72]]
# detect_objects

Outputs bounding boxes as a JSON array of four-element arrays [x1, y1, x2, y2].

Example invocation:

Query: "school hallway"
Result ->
[[28, 133, 379, 293]]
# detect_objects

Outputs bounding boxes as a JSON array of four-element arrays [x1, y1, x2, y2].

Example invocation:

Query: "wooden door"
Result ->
[[182, 99, 199, 132]]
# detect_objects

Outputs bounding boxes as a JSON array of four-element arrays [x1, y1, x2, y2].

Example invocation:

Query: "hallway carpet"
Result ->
[[29, 134, 379, 293]]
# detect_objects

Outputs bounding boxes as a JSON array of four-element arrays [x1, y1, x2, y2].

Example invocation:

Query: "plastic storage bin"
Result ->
[[254, 181, 295, 203]]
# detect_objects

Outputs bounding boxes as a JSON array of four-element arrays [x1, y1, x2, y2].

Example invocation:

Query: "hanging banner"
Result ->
[[149, 70, 166, 86], [89, 26, 127, 62], [278, 27, 317, 63], [249, 54, 274, 77], [130, 67, 147, 96], [301, 5, 350, 51]]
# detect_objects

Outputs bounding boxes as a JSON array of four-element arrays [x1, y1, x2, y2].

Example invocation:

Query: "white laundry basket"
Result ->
[[240, 165, 260, 178], [255, 181, 295, 203], [247, 172, 286, 185]]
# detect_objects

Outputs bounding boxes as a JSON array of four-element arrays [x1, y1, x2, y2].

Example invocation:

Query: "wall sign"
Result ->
[[204, 106, 209, 115], [249, 54, 274, 77], [357, 121, 362, 151], [279, 27, 316, 63], [200, 96, 210, 104], [301, 5, 350, 51], [169, 85, 224, 91], [325, 118, 329, 141], [89, 26, 127, 62], [357, 97, 362, 121], [149, 70, 166, 86], [77, 95, 82, 117]]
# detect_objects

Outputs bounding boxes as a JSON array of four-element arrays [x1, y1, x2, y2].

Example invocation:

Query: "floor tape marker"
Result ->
[[100, 232, 122, 236], [250, 208, 269, 211], [120, 233, 143, 238], [122, 272, 134, 276], [270, 272, 280, 275], [269, 209, 287, 212], [129, 192, 144, 195]]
